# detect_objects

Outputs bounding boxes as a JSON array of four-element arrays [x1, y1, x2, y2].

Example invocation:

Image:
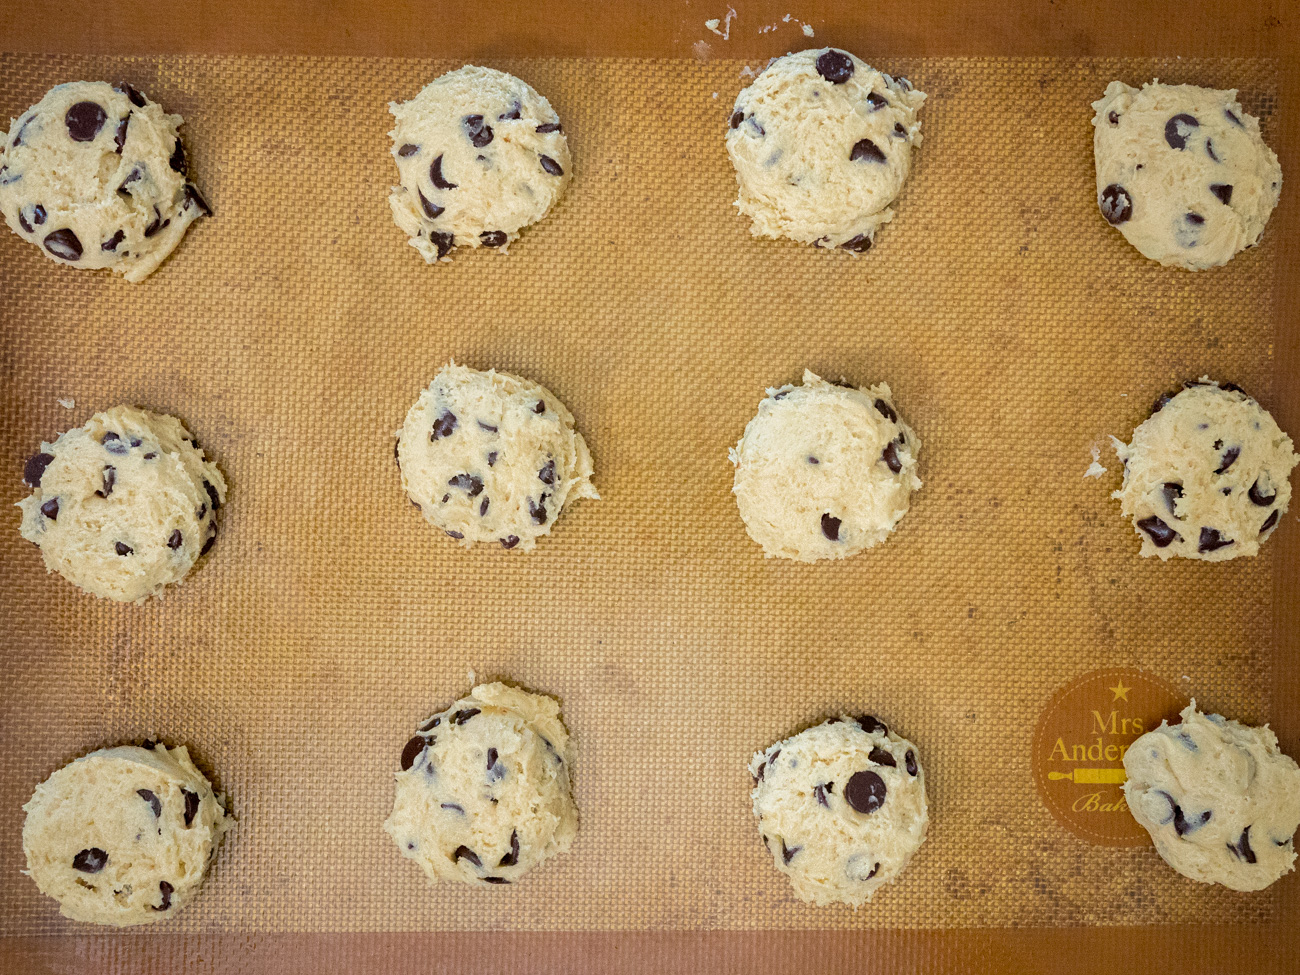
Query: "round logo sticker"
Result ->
[[1032, 668, 1188, 846]]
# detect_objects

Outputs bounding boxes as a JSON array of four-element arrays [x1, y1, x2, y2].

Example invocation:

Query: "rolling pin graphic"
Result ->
[[1049, 768, 1127, 784]]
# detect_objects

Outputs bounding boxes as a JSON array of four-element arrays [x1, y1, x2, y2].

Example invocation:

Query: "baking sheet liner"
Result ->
[[0, 54, 1281, 931]]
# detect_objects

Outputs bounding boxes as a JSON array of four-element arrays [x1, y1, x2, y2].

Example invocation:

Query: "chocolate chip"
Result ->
[[115, 541, 133, 556], [101, 432, 127, 455], [418, 189, 445, 219], [1211, 183, 1233, 205], [429, 231, 454, 258], [463, 115, 494, 148], [536, 460, 556, 485], [529, 496, 548, 524], [430, 154, 457, 189], [72, 848, 108, 873], [1220, 382, 1246, 395], [137, 789, 162, 818], [204, 480, 221, 511], [1225, 108, 1244, 128], [1151, 391, 1177, 415], [420, 714, 443, 732], [1215, 446, 1240, 474], [869, 399, 898, 424], [169, 138, 186, 174], [482, 876, 510, 884], [905, 750, 917, 776], [479, 497, 489, 516], [1138, 516, 1179, 548], [498, 830, 520, 867], [400, 736, 428, 770], [1198, 527, 1233, 553], [96, 465, 116, 498], [431, 410, 458, 440], [197, 503, 207, 519], [1165, 113, 1199, 150], [43, 228, 83, 261], [536, 122, 562, 134], [18, 204, 46, 233], [780, 838, 801, 864], [114, 115, 129, 153], [487, 451, 499, 467], [480, 230, 507, 247], [501, 535, 520, 549], [892, 122, 907, 138], [534, 401, 547, 414], [1162, 482, 1183, 515], [807, 456, 819, 465], [866, 91, 887, 110], [868, 746, 897, 767], [182, 789, 200, 826], [729, 110, 744, 129], [65, 101, 107, 141], [1175, 730, 1198, 752], [440, 802, 462, 813], [200, 530, 216, 555], [117, 83, 147, 107], [1227, 826, 1256, 863], [813, 783, 831, 808], [166, 529, 183, 550], [744, 116, 765, 137], [23, 452, 54, 488], [397, 143, 419, 157], [821, 512, 841, 541], [845, 770, 887, 814], [183, 183, 213, 217], [857, 715, 889, 736], [499, 102, 522, 121], [540, 155, 564, 177], [1108, 110, 1120, 125], [815, 50, 855, 84], [451, 708, 480, 725], [477, 420, 498, 433], [101, 229, 126, 252], [1100, 184, 1133, 225], [40, 498, 59, 520], [881, 440, 903, 473], [448, 473, 484, 497], [454, 845, 482, 867], [1205, 138, 1220, 163], [850, 138, 886, 164], [841, 234, 872, 252], [153, 881, 173, 912], [1261, 510, 1280, 534]]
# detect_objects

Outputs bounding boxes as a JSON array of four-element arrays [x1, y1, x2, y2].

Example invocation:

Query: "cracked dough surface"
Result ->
[[22, 743, 231, 926], [726, 48, 924, 251], [17, 406, 225, 602], [1124, 702, 1300, 891], [384, 683, 578, 887], [750, 715, 929, 907], [1092, 80, 1281, 270], [397, 363, 597, 551], [388, 65, 571, 263], [730, 370, 921, 561], [0, 81, 209, 282]]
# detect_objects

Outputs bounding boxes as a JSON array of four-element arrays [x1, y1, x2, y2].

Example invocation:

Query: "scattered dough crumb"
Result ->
[[803, 23, 815, 36], [705, 8, 736, 40], [693, 40, 712, 60], [1084, 444, 1107, 478], [705, 18, 720, 32], [739, 65, 757, 79], [57, 398, 74, 410]]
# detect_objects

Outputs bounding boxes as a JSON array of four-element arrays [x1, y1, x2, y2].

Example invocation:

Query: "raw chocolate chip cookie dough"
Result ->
[[389, 65, 571, 262], [1092, 81, 1281, 270], [1124, 702, 1300, 891], [23, 743, 231, 925], [397, 362, 597, 550], [750, 715, 929, 907], [385, 683, 578, 886], [17, 406, 225, 601], [726, 48, 924, 252], [1110, 379, 1296, 561], [0, 81, 210, 282], [730, 370, 921, 561]]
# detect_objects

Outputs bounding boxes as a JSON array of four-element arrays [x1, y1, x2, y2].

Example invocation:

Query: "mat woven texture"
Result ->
[[0, 54, 1280, 931]]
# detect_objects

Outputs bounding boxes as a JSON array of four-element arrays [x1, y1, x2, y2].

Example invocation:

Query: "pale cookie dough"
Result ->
[[1124, 702, 1300, 891], [725, 48, 924, 251], [730, 370, 921, 561], [750, 715, 928, 907], [18, 406, 225, 601], [1110, 379, 1296, 561], [23, 743, 231, 925], [388, 65, 571, 263], [0, 81, 210, 282], [385, 682, 578, 887], [397, 363, 597, 550], [1092, 81, 1281, 270]]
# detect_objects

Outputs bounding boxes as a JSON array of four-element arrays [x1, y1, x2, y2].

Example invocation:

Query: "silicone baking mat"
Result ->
[[0, 52, 1283, 938]]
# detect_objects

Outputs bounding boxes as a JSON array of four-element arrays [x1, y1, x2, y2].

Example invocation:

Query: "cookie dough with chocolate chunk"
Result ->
[[17, 406, 224, 601], [384, 683, 578, 887], [22, 742, 231, 925], [1092, 81, 1281, 270], [397, 363, 597, 550], [729, 370, 921, 561], [750, 715, 929, 907], [1124, 702, 1300, 891], [388, 65, 571, 263], [1110, 379, 1296, 561], [0, 81, 209, 282], [725, 48, 924, 251]]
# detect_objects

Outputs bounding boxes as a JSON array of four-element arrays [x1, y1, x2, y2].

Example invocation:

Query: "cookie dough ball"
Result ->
[[725, 48, 924, 251], [1092, 81, 1281, 270], [0, 81, 210, 282], [1124, 702, 1300, 891], [397, 363, 597, 550], [17, 406, 225, 601], [384, 683, 578, 887], [750, 715, 928, 907], [23, 743, 231, 925], [388, 66, 571, 263], [729, 370, 921, 561], [1110, 379, 1296, 561]]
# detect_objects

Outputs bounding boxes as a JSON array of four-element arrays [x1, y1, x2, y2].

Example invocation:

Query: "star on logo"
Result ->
[[1109, 680, 1131, 702]]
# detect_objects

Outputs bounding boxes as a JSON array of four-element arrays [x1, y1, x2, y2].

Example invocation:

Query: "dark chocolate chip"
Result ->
[[814, 783, 831, 808], [841, 234, 871, 253], [1108, 110, 1120, 126], [536, 121, 562, 134], [444, 530, 464, 541], [753, 761, 766, 784], [529, 496, 548, 524], [118, 83, 147, 108], [1227, 826, 1256, 863], [1205, 138, 1220, 163], [114, 114, 130, 153], [729, 110, 744, 129], [1211, 183, 1233, 205], [498, 830, 520, 867], [1100, 184, 1133, 225], [200, 529, 216, 555], [440, 802, 462, 813], [892, 122, 907, 138], [499, 102, 522, 121], [1175, 730, 1198, 752], [479, 497, 489, 516], [448, 473, 484, 497], [418, 189, 445, 219], [845, 770, 887, 814], [482, 876, 510, 884], [1198, 527, 1233, 553], [540, 154, 564, 177], [1138, 516, 1179, 548], [501, 535, 520, 549], [43, 228, 83, 261], [137, 788, 162, 818], [451, 708, 480, 725], [538, 460, 556, 485], [169, 138, 187, 173], [463, 115, 494, 148], [781, 838, 801, 864], [115, 541, 133, 556], [430, 154, 457, 189], [815, 50, 855, 84], [881, 440, 903, 473], [23, 452, 55, 488], [65, 101, 107, 141], [1185, 212, 1205, 226], [857, 715, 889, 736], [477, 420, 499, 433], [1225, 108, 1243, 127], [40, 498, 59, 520], [429, 231, 454, 258], [1162, 482, 1184, 515], [1165, 113, 1199, 150], [153, 881, 173, 912], [96, 465, 116, 498], [102, 229, 126, 252], [182, 789, 200, 826], [905, 750, 917, 776], [72, 848, 108, 873], [1261, 509, 1280, 534], [167, 529, 183, 549], [874, 399, 898, 423], [480, 230, 507, 247], [745, 117, 765, 137], [431, 410, 458, 440], [1220, 382, 1246, 395], [102, 432, 127, 455], [821, 512, 841, 541], [454, 845, 482, 867], [487, 451, 499, 467], [534, 400, 547, 414], [850, 138, 886, 164], [868, 746, 897, 768], [397, 143, 419, 157], [400, 735, 428, 770], [807, 456, 819, 464], [204, 480, 221, 511], [183, 183, 213, 216], [486, 747, 498, 771], [1215, 446, 1240, 474], [866, 91, 888, 110], [18, 204, 46, 233]]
